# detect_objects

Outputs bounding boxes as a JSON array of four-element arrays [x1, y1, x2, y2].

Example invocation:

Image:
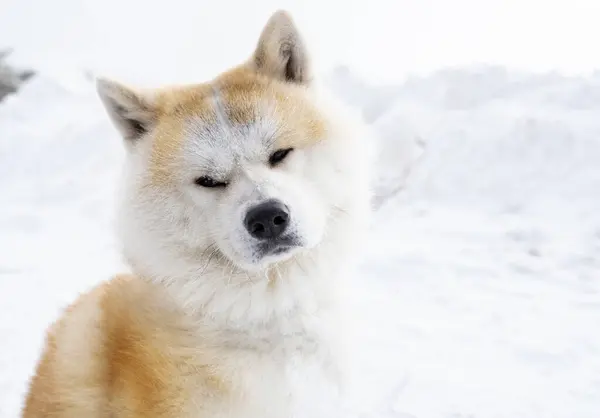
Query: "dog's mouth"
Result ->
[[220, 234, 304, 272], [270, 245, 294, 255], [255, 234, 302, 261]]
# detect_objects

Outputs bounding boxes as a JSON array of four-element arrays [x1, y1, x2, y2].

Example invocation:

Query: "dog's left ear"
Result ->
[[251, 10, 311, 84]]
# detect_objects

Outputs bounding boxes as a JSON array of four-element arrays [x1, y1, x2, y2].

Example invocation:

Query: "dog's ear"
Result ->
[[251, 10, 311, 84], [96, 78, 156, 142]]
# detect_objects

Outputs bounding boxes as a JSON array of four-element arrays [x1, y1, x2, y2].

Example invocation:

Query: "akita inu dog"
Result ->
[[22, 10, 372, 418]]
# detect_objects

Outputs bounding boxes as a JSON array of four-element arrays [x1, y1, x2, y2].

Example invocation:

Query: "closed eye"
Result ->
[[269, 148, 294, 167], [194, 176, 227, 188]]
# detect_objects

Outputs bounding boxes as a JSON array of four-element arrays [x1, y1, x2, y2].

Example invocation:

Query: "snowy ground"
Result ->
[[1, 63, 599, 418]]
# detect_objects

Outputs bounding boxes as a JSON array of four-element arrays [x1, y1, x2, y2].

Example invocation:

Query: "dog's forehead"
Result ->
[[149, 68, 327, 183], [179, 107, 278, 175], [183, 80, 281, 155]]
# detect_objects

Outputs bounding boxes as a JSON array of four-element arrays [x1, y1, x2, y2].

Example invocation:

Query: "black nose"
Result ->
[[244, 199, 290, 240]]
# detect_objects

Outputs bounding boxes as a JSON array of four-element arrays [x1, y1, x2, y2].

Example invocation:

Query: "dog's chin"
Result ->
[[257, 244, 302, 267]]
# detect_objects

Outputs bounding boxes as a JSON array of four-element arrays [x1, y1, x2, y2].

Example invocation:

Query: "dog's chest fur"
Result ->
[[107, 276, 342, 418], [191, 304, 342, 416]]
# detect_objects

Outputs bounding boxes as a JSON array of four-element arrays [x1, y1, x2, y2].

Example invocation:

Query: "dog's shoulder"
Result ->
[[22, 274, 231, 417]]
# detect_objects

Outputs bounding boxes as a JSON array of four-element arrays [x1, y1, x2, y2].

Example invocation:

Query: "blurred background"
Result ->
[[2, 1, 600, 418], [3, 0, 600, 83]]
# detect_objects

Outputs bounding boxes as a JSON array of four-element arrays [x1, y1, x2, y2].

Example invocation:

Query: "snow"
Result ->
[[2, 2, 600, 418], [336, 67, 600, 418]]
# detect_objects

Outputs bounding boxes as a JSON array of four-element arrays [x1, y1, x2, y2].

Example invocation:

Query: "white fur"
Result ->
[[116, 85, 373, 321]]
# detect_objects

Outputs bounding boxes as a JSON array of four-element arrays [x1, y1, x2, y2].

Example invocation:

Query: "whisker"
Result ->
[[200, 247, 221, 276]]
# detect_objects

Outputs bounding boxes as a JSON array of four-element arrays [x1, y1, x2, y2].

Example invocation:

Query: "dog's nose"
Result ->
[[244, 199, 290, 240]]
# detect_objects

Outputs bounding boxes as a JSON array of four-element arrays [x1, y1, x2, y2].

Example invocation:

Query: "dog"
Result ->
[[22, 10, 372, 418]]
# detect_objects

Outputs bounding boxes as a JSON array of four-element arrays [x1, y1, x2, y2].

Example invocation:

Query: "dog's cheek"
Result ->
[[287, 181, 327, 247]]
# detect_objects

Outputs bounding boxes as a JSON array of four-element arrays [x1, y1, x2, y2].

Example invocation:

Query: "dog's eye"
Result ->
[[269, 148, 294, 167], [194, 176, 227, 188]]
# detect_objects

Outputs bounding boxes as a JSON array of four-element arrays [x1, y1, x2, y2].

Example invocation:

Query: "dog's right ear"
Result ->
[[251, 10, 311, 84], [96, 78, 156, 142]]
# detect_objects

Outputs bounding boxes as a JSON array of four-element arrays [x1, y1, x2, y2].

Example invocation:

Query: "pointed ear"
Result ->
[[95, 77, 157, 142], [251, 10, 311, 84]]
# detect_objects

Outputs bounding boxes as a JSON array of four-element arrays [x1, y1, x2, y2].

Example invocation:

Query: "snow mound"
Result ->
[[389, 67, 600, 207]]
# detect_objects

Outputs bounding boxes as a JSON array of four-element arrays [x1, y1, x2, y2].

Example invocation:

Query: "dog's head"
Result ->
[[97, 11, 371, 279]]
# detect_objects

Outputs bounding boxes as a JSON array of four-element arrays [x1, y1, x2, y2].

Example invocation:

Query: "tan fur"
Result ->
[[215, 67, 326, 148], [23, 275, 234, 418]]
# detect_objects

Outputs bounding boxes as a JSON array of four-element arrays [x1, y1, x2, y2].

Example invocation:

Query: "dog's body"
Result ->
[[22, 11, 372, 418]]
